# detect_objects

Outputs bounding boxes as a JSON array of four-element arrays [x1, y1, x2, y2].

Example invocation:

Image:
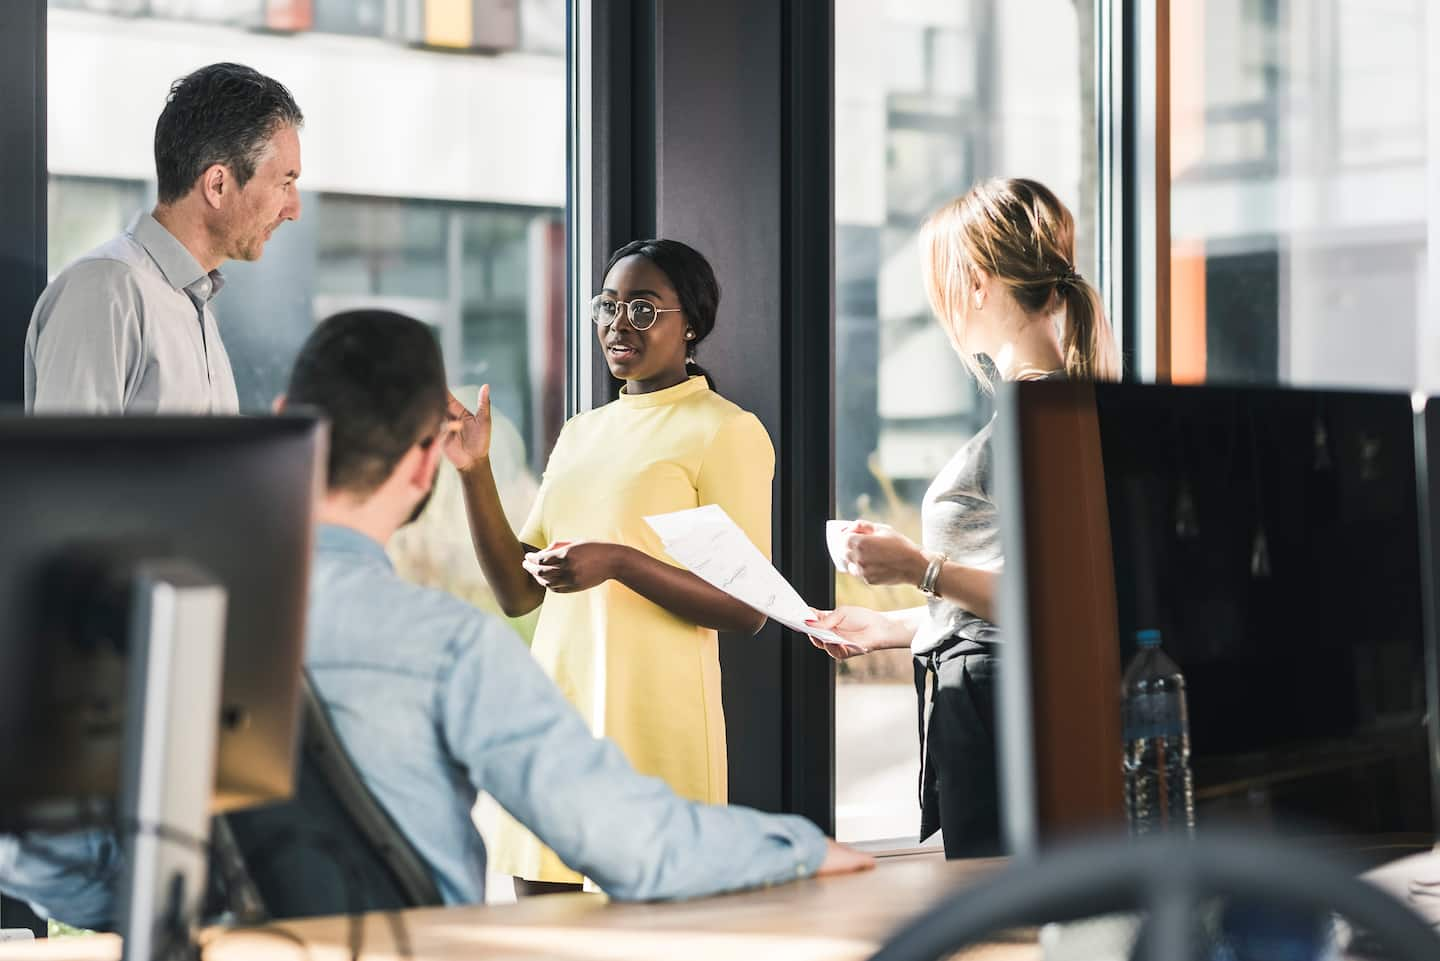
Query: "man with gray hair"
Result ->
[[25, 62, 303, 413], [1, 63, 302, 932]]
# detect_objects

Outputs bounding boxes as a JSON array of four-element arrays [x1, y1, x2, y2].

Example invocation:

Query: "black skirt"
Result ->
[[914, 637, 1002, 858]]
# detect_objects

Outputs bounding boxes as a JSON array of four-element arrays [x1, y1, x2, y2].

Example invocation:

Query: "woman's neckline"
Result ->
[[616, 374, 710, 408]]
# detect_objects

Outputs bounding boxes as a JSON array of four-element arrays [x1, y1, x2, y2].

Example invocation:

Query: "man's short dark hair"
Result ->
[[154, 62, 304, 204], [287, 311, 448, 495]]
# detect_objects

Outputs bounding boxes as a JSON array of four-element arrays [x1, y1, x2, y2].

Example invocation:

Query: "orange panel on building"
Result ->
[[265, 0, 313, 32]]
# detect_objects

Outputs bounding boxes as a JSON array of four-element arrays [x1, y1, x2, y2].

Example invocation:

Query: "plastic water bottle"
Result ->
[[1121, 628, 1195, 835]]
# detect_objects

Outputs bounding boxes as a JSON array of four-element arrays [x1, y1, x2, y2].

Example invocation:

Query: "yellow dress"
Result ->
[[488, 375, 775, 883]]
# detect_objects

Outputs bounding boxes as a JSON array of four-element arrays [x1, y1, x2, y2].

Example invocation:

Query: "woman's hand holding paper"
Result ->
[[805, 605, 912, 660]]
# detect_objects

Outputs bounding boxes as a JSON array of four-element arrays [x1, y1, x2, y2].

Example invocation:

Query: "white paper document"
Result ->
[[644, 504, 861, 652]]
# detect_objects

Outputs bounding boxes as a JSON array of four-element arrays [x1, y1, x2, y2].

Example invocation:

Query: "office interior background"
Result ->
[[0, 0, 1435, 899]]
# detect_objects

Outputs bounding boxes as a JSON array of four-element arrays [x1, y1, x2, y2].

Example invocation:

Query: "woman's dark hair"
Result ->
[[154, 62, 304, 204], [604, 238, 720, 390]]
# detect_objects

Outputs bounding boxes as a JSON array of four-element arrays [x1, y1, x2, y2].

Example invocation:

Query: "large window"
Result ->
[[833, 0, 1094, 843], [46, 0, 567, 902], [1167, 0, 1429, 388]]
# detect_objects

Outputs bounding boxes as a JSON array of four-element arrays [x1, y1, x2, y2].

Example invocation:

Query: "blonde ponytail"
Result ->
[[922, 178, 1121, 386], [1059, 277, 1119, 381]]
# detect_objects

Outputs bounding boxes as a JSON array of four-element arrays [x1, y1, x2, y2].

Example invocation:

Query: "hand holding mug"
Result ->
[[837, 520, 928, 587]]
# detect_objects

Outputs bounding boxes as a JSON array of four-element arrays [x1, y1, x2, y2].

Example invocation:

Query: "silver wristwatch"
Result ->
[[918, 551, 948, 597]]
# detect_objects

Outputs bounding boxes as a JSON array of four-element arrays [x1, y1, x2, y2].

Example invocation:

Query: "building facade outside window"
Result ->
[[1167, 0, 1430, 390]]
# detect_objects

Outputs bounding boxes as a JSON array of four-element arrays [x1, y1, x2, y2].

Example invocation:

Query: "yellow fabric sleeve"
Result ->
[[695, 412, 775, 559]]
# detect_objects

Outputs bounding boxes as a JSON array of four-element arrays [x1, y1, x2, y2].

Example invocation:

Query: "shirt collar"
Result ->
[[316, 524, 394, 570], [129, 211, 227, 307]]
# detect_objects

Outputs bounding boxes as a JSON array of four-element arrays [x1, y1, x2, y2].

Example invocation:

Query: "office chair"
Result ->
[[869, 832, 1440, 961], [0, 895, 46, 939], [216, 673, 443, 921]]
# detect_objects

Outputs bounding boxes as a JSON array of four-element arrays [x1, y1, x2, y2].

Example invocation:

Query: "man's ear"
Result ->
[[201, 164, 228, 209], [412, 439, 445, 493], [272, 393, 287, 414]]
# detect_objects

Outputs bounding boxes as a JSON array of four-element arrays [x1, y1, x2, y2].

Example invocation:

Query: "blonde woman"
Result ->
[[808, 178, 1120, 857]]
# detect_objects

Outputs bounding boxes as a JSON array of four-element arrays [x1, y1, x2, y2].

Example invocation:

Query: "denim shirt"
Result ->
[[306, 524, 828, 903]]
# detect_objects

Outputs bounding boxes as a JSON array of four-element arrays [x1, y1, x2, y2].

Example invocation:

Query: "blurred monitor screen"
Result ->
[[997, 382, 1433, 854], [0, 415, 324, 823]]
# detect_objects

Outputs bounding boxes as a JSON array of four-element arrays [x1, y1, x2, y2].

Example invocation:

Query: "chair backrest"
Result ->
[[217, 672, 443, 920], [869, 831, 1440, 961]]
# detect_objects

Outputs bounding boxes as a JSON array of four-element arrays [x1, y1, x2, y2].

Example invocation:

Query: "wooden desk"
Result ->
[[0, 854, 1036, 961]]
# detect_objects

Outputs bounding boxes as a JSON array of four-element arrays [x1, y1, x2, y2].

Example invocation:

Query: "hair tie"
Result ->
[[1057, 263, 1083, 288]]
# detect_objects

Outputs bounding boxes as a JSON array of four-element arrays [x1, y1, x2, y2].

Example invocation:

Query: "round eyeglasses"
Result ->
[[590, 295, 683, 331]]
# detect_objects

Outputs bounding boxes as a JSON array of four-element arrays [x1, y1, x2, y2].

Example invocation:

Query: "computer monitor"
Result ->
[[995, 382, 1434, 858], [0, 415, 323, 958], [0, 415, 323, 816]]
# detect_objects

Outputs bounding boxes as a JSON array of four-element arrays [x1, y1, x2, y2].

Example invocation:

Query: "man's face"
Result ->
[[222, 124, 302, 263]]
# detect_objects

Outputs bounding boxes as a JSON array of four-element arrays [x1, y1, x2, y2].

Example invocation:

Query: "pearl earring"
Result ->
[[685, 330, 695, 340]]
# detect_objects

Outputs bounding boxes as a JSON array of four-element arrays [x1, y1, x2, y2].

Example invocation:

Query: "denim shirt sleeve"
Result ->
[[438, 618, 830, 901], [0, 829, 122, 930]]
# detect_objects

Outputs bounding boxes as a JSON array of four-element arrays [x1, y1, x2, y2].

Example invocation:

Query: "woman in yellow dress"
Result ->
[[442, 239, 775, 894]]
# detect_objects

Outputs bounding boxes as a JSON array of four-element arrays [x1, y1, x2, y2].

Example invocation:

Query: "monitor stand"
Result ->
[[116, 561, 226, 961]]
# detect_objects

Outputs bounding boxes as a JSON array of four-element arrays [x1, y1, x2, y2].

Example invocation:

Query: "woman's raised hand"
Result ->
[[442, 385, 493, 472]]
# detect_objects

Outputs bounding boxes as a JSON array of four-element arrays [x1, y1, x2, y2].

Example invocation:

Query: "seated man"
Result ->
[[281, 308, 869, 902]]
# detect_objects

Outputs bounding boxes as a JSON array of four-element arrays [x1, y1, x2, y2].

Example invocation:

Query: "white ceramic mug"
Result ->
[[826, 519, 855, 573]]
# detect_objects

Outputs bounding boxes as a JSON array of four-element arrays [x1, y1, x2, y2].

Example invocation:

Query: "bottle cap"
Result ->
[[1135, 628, 1162, 648]]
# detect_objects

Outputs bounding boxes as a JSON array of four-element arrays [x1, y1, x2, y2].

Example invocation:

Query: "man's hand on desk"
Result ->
[[816, 840, 876, 877]]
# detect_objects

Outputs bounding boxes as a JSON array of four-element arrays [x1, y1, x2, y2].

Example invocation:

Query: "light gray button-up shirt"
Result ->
[[23, 212, 240, 414]]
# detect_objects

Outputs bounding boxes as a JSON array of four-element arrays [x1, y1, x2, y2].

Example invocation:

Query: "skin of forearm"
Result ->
[[933, 564, 997, 624], [458, 458, 545, 617], [612, 546, 766, 634], [880, 606, 927, 647]]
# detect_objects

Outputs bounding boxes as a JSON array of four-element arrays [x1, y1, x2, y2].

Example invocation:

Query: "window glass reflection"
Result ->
[[1168, 0, 1428, 388], [834, 0, 1093, 843]]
